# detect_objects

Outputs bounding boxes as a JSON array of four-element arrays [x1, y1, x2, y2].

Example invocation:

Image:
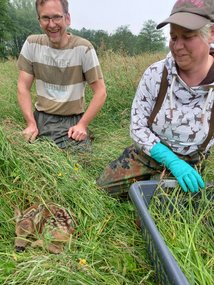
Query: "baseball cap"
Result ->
[[157, 0, 214, 30]]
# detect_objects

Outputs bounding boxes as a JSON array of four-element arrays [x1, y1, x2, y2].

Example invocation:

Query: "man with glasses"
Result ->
[[17, 0, 107, 151]]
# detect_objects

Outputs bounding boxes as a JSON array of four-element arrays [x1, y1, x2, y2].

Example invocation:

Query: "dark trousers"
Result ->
[[34, 110, 91, 151]]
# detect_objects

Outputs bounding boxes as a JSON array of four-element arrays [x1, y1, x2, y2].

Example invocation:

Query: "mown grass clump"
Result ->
[[150, 183, 213, 285], [0, 52, 213, 285], [0, 121, 154, 285]]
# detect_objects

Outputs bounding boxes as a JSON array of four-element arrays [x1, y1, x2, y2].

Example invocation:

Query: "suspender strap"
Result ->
[[148, 66, 168, 127], [199, 100, 214, 151], [147, 65, 213, 152]]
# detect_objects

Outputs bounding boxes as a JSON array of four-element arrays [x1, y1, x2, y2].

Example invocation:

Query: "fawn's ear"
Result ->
[[14, 208, 22, 222], [33, 205, 44, 225]]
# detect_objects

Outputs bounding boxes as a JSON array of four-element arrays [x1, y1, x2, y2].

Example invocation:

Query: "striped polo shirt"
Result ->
[[17, 34, 103, 116]]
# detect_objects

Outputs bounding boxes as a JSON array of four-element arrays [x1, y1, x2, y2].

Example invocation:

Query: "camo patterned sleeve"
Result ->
[[130, 60, 165, 155]]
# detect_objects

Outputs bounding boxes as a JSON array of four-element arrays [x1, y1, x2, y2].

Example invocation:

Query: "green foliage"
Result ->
[[7, 0, 41, 58], [0, 55, 159, 284], [137, 20, 166, 53], [0, 0, 12, 58], [2, 1, 167, 58], [71, 28, 111, 52], [0, 0, 41, 59], [109, 26, 138, 56], [0, 123, 154, 285], [72, 23, 166, 56], [150, 187, 214, 285], [0, 53, 213, 285], [0, 0, 10, 36]]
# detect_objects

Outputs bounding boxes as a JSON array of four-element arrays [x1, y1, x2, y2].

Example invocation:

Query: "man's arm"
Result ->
[[68, 78, 107, 141], [17, 70, 38, 142]]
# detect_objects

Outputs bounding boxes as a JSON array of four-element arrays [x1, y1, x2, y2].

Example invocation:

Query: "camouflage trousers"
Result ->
[[34, 110, 91, 152], [96, 144, 206, 197]]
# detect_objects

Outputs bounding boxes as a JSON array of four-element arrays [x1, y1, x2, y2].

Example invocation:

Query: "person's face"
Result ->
[[38, 0, 70, 48], [169, 24, 211, 71]]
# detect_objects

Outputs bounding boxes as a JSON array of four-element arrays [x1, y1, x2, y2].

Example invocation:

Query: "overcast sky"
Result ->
[[69, 0, 175, 36]]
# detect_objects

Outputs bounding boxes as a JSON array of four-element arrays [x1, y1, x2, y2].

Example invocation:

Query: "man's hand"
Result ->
[[68, 123, 87, 141], [22, 124, 38, 143]]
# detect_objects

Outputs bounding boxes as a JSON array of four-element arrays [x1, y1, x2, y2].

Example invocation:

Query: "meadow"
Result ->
[[0, 52, 213, 285]]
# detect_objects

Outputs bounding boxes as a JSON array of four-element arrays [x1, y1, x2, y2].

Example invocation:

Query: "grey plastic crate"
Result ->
[[129, 180, 190, 285]]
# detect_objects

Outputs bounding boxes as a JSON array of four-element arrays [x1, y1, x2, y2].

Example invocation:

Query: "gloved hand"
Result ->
[[150, 143, 205, 193]]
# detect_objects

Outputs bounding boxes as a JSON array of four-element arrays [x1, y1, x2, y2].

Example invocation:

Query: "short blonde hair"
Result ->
[[198, 23, 214, 40]]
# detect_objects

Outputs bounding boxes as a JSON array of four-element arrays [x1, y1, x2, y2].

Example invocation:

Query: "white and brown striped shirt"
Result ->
[[17, 34, 103, 116]]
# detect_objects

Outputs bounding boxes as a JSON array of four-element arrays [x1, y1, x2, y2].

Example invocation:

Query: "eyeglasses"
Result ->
[[38, 14, 66, 24]]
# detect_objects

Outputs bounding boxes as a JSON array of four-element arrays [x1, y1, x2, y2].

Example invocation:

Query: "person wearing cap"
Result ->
[[97, 0, 214, 196], [17, 0, 107, 151]]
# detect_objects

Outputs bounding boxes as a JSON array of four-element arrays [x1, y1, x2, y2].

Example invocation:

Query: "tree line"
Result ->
[[0, 0, 167, 59]]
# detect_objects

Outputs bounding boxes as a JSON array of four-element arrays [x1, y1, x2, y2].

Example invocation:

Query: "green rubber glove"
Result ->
[[150, 143, 205, 193]]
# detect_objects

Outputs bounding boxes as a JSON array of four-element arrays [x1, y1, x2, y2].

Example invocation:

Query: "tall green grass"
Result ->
[[0, 52, 213, 285]]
